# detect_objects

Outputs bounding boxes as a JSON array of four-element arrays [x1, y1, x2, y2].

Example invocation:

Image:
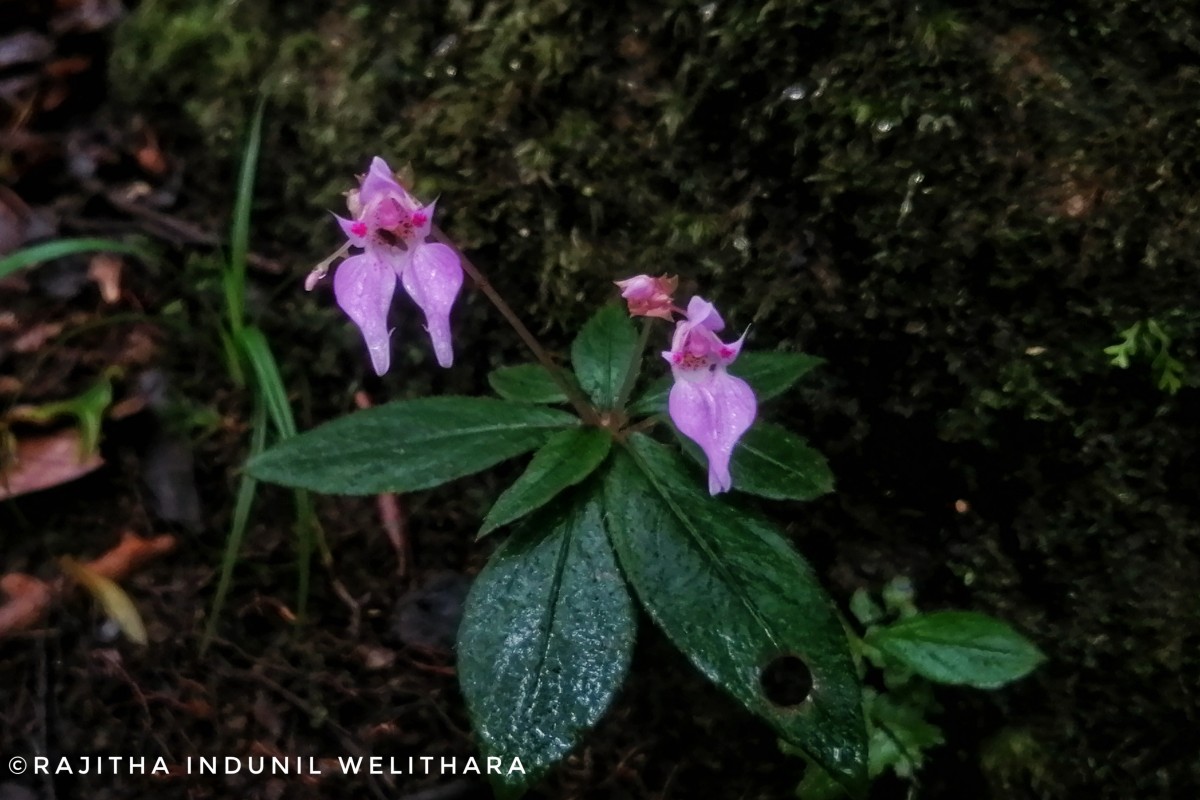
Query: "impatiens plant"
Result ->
[[249, 158, 864, 798]]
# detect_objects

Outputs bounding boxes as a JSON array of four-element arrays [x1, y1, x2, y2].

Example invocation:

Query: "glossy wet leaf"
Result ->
[[630, 351, 824, 415], [488, 363, 570, 404], [459, 488, 636, 799], [479, 427, 612, 537], [248, 397, 578, 494], [680, 422, 834, 501], [571, 304, 638, 409], [603, 435, 866, 795], [866, 611, 1045, 689]]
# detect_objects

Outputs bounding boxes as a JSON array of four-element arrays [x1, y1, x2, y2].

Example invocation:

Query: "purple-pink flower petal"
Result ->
[[685, 296, 725, 332], [335, 213, 369, 247], [369, 196, 405, 230], [333, 252, 396, 376], [359, 156, 408, 207], [401, 242, 464, 368], [668, 371, 757, 494], [411, 199, 437, 239]]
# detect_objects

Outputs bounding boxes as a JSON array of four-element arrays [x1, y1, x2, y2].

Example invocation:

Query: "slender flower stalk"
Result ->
[[428, 225, 602, 427]]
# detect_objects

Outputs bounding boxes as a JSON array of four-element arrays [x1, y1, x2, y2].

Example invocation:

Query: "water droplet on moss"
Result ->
[[700, 3, 718, 23], [781, 83, 808, 101], [433, 34, 459, 58], [874, 118, 898, 133]]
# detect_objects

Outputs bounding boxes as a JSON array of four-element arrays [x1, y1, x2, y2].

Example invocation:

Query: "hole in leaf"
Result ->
[[760, 654, 813, 708]]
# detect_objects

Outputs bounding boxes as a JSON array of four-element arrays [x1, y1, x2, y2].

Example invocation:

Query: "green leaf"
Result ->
[[796, 763, 850, 800], [237, 326, 297, 438], [459, 487, 636, 798], [679, 422, 834, 501], [204, 398, 268, 652], [571, 304, 638, 409], [227, 98, 265, 326], [488, 363, 570, 404], [627, 375, 671, 416], [866, 611, 1045, 689], [0, 237, 156, 280], [11, 377, 113, 457], [629, 351, 825, 415], [247, 397, 578, 494], [480, 428, 612, 537], [848, 589, 884, 628], [736, 352, 826, 400], [867, 690, 944, 779], [603, 435, 866, 795]]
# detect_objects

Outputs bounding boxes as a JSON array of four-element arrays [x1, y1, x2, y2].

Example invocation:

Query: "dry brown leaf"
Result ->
[[87, 252, 122, 303], [0, 531, 176, 637], [12, 320, 64, 352], [0, 574, 53, 633], [133, 124, 169, 176], [121, 326, 159, 365], [51, 0, 125, 35], [0, 428, 104, 500], [87, 530, 175, 579]]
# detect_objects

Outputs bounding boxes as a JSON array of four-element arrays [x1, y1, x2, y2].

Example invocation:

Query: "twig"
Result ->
[[77, 178, 286, 274]]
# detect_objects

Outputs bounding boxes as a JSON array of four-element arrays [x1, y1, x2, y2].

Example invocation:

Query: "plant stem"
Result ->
[[615, 319, 653, 411], [430, 224, 602, 425]]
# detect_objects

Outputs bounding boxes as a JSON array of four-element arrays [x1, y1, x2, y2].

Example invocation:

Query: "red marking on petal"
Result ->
[[411, 212, 429, 226], [350, 221, 368, 237], [719, 346, 734, 358]]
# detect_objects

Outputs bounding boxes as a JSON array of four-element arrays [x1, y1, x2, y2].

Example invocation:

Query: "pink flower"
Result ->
[[310, 157, 463, 375], [663, 297, 757, 494], [615, 274, 678, 320]]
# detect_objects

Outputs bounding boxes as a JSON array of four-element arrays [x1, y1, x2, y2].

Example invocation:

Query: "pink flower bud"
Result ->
[[614, 274, 678, 320]]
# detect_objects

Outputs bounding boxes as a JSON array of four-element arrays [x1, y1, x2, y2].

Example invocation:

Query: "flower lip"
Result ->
[[663, 295, 757, 494], [321, 157, 465, 374]]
